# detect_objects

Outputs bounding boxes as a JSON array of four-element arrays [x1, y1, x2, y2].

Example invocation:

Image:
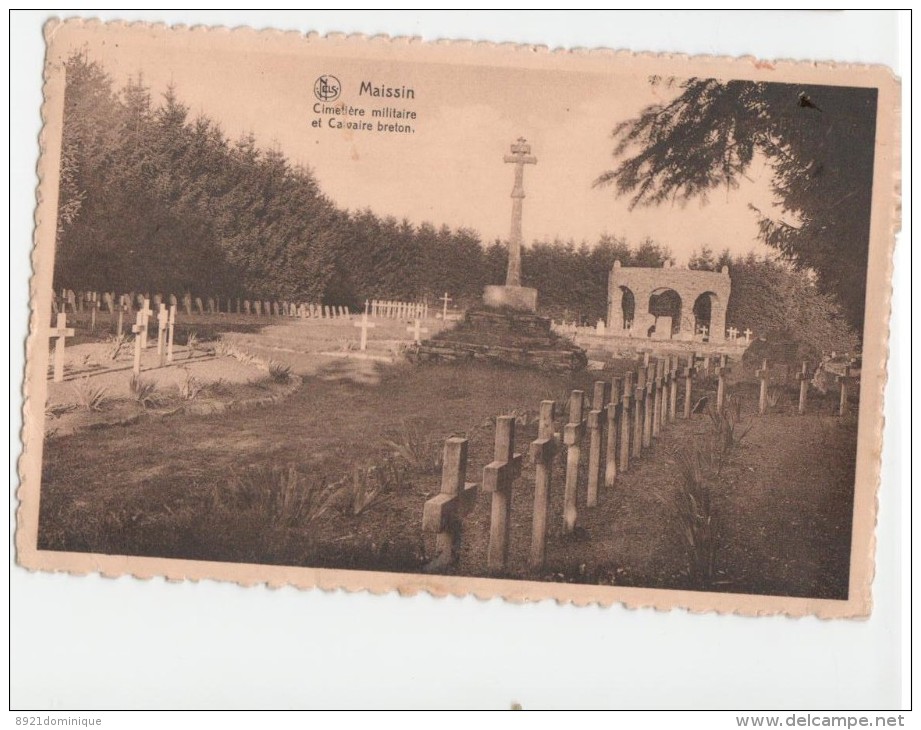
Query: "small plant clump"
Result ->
[[104, 333, 128, 361], [70, 377, 109, 412], [267, 360, 292, 384], [129, 374, 165, 409], [344, 458, 407, 516], [706, 393, 754, 458], [220, 465, 342, 528], [185, 331, 199, 359], [178, 369, 204, 401], [383, 420, 444, 474], [659, 444, 717, 587]]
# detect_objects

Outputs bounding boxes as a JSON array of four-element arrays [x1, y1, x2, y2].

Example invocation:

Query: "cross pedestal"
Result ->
[[483, 415, 523, 572], [48, 313, 75, 383]]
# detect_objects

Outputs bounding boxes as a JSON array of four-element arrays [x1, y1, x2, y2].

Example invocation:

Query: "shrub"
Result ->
[[383, 420, 444, 474], [71, 377, 109, 412]]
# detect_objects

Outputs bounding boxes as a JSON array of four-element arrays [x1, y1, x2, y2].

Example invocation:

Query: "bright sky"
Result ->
[[53, 26, 778, 264]]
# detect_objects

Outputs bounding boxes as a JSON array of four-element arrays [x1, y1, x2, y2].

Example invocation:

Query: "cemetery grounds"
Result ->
[[37, 310, 859, 599]]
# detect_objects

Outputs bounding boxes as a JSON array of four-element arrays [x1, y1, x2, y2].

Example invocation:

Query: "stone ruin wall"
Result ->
[[607, 261, 732, 342]]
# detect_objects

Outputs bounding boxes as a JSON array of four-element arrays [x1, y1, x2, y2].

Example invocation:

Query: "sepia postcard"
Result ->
[[18, 18, 900, 618]]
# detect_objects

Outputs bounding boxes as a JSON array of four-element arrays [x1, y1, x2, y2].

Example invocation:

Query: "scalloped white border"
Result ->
[[18, 16, 902, 620]]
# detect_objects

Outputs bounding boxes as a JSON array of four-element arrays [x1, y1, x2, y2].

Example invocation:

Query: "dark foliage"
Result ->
[[596, 77, 877, 332]]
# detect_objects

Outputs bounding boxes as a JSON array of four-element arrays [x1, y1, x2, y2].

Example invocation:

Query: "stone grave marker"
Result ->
[[605, 377, 623, 486], [529, 400, 559, 570], [48, 312, 75, 383], [138, 299, 153, 349], [166, 305, 177, 363], [156, 303, 168, 365], [422, 437, 479, 570], [131, 311, 144, 375], [586, 380, 611, 508], [797, 362, 810, 415], [562, 390, 585, 534], [483, 415, 523, 572]]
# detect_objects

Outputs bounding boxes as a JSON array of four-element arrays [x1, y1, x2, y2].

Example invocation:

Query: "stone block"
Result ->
[[483, 285, 538, 312]]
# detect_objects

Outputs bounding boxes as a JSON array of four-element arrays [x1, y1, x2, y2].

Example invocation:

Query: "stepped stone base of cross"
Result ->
[[482, 284, 538, 313]]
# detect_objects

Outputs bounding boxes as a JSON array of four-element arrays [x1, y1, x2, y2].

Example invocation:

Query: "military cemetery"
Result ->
[[33, 48, 874, 602]]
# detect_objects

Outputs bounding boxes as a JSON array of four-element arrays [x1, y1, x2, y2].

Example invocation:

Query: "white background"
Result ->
[[9, 10, 910, 710]]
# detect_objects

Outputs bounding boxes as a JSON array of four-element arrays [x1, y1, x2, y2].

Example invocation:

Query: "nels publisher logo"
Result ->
[[313, 75, 341, 102]]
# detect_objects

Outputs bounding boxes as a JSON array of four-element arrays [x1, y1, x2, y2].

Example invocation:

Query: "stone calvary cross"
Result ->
[[503, 138, 537, 287]]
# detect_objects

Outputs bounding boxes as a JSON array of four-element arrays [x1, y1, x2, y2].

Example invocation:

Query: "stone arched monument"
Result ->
[[607, 261, 732, 342]]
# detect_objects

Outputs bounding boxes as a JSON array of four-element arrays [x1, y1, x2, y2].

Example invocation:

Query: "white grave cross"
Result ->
[[439, 292, 452, 321], [131, 311, 144, 375], [48, 313, 75, 383], [406, 318, 429, 343], [156, 303, 168, 356], [743, 328, 753, 343], [728, 326, 738, 340], [138, 298, 153, 349], [353, 312, 376, 351]]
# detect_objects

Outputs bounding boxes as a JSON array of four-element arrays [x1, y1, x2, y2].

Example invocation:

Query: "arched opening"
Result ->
[[619, 286, 635, 330], [648, 288, 681, 337], [693, 291, 718, 338]]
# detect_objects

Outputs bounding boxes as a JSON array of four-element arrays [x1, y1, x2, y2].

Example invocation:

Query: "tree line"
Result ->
[[55, 54, 857, 355]]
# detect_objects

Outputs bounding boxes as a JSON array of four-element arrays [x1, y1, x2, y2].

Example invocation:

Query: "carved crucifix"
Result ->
[[503, 137, 537, 287]]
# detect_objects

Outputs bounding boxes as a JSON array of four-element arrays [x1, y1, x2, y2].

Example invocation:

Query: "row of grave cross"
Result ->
[[47, 300, 179, 383], [53, 290, 353, 321], [422, 351, 745, 574]]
